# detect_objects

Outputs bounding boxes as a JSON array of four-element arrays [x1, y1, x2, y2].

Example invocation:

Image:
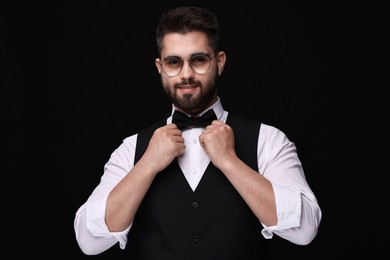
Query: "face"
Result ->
[[155, 31, 226, 116]]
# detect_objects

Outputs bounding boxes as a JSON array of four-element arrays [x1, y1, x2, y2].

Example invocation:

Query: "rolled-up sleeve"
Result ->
[[74, 135, 137, 254], [257, 124, 322, 245]]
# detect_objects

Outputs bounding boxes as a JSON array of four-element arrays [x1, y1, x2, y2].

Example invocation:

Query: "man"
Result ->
[[74, 6, 322, 259]]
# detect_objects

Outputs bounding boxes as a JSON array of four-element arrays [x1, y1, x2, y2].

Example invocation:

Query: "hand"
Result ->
[[199, 120, 237, 169], [142, 124, 185, 174]]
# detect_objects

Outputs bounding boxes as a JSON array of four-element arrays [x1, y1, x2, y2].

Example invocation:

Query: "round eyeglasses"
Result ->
[[160, 54, 215, 77]]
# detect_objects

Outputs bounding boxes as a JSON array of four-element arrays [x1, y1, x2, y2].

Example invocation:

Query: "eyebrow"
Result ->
[[163, 53, 210, 60]]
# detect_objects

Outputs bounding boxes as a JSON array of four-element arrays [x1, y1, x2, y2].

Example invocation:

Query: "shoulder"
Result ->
[[259, 123, 295, 159], [260, 123, 290, 143]]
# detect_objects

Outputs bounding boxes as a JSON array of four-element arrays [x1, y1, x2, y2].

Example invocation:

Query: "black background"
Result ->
[[2, 0, 389, 258]]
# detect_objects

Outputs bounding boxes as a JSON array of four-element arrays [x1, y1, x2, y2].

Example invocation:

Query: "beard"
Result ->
[[162, 71, 218, 113]]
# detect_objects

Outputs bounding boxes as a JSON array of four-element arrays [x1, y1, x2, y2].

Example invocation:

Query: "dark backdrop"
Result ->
[[2, 0, 389, 258]]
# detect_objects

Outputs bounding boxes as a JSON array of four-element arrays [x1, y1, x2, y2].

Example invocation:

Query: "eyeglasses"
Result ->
[[160, 54, 215, 77]]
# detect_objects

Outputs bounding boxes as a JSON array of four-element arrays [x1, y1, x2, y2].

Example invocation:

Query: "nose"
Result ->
[[180, 60, 195, 79]]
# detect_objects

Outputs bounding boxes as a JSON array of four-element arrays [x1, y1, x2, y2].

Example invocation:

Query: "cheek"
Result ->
[[161, 77, 173, 90]]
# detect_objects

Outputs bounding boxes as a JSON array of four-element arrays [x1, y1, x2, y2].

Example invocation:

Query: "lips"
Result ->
[[179, 85, 197, 89], [178, 86, 198, 94]]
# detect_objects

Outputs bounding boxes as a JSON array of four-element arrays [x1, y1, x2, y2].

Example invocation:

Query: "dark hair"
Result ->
[[156, 6, 220, 55]]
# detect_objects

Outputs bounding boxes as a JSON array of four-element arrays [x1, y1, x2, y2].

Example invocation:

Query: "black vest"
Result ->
[[125, 112, 267, 260]]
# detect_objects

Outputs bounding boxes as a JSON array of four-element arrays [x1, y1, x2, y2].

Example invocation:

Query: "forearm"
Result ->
[[218, 156, 277, 226], [105, 160, 158, 232]]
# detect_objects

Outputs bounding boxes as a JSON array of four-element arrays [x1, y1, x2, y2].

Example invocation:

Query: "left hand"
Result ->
[[199, 120, 237, 168]]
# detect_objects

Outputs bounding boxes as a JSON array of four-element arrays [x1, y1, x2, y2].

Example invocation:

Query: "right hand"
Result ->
[[140, 124, 185, 174]]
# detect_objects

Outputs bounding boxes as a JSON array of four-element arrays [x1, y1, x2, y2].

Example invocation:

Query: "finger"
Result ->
[[175, 136, 185, 143], [166, 123, 180, 129]]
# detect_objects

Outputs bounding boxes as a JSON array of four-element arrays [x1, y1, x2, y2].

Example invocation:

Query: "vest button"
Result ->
[[192, 201, 199, 208], [192, 234, 200, 242]]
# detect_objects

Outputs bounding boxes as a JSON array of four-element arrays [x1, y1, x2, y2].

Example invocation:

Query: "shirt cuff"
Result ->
[[261, 184, 301, 238], [85, 195, 131, 248]]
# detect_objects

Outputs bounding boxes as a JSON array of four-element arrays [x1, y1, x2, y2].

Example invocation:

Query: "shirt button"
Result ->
[[193, 234, 200, 242], [192, 201, 199, 208], [193, 139, 197, 144]]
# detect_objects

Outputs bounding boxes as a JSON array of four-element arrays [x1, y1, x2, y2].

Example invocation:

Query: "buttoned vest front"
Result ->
[[125, 112, 268, 260]]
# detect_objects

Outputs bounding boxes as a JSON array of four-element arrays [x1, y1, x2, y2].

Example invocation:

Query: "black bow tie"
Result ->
[[172, 109, 217, 130]]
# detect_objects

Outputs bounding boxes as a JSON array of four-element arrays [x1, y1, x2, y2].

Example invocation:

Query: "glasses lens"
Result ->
[[190, 55, 212, 74], [162, 57, 182, 77]]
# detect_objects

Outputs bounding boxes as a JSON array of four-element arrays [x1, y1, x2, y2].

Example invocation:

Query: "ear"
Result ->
[[155, 58, 162, 74], [216, 51, 226, 76]]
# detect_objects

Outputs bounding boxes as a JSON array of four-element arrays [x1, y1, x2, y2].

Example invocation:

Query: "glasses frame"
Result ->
[[159, 54, 215, 77]]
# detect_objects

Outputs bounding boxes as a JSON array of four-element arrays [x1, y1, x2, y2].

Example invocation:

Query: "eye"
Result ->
[[191, 55, 209, 65], [163, 57, 182, 67]]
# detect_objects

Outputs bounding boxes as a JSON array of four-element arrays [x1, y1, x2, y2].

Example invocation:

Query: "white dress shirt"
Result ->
[[74, 98, 322, 255]]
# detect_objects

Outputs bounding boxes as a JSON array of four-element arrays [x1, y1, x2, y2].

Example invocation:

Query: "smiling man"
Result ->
[[74, 6, 322, 259]]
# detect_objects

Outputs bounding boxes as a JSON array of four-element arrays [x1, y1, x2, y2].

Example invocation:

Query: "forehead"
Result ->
[[161, 31, 212, 58]]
